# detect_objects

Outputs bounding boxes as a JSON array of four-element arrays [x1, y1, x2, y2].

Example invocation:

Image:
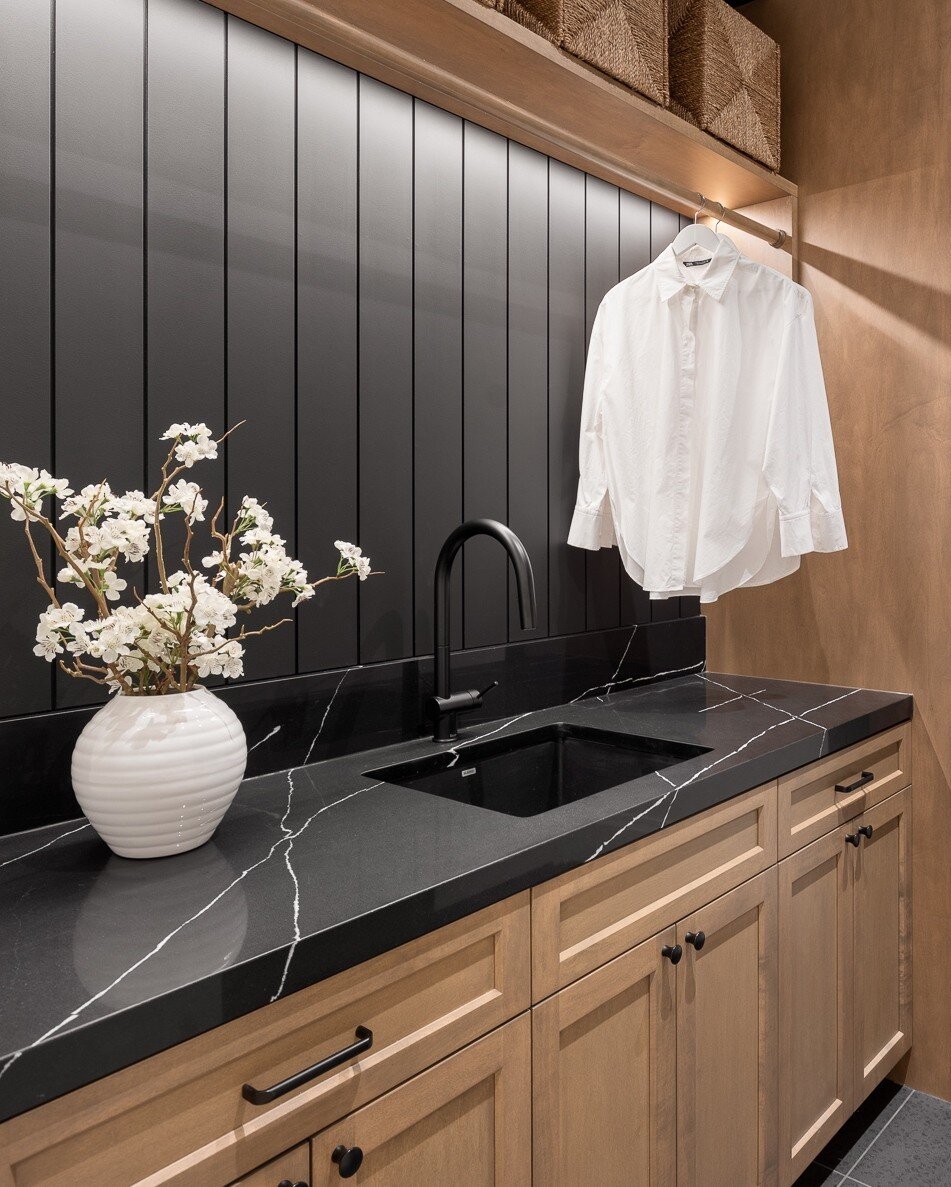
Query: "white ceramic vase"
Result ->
[[71, 686, 248, 860]]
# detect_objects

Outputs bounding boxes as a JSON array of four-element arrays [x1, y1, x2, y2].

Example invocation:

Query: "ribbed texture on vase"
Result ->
[[71, 687, 248, 859]]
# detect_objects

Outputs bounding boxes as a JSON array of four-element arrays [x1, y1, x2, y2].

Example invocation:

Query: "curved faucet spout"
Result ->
[[432, 519, 537, 742]]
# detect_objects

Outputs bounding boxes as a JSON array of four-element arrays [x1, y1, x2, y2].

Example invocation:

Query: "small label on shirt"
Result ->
[[683, 258, 712, 267], [461, 767, 476, 777]]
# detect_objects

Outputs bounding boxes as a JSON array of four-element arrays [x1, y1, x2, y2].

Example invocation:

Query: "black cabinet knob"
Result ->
[[332, 1145, 364, 1178], [685, 931, 706, 950], [858, 824, 874, 840], [661, 944, 683, 965], [845, 832, 861, 847], [277, 1180, 307, 1187]]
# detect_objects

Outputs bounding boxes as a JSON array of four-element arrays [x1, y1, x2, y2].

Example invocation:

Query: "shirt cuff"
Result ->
[[779, 503, 848, 557], [568, 505, 613, 550]]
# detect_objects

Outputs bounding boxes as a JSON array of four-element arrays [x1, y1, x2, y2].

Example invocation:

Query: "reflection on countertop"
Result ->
[[0, 661, 911, 1123]]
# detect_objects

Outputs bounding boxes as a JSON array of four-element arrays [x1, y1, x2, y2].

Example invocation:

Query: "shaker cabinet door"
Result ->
[[852, 788, 912, 1102], [778, 826, 854, 1185], [677, 870, 779, 1187], [532, 928, 677, 1187], [310, 1015, 531, 1187]]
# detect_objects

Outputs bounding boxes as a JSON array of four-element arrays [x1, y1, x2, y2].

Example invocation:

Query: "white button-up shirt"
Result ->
[[567, 235, 847, 602]]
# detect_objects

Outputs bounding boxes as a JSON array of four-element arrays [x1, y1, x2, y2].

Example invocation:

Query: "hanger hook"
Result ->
[[714, 200, 725, 233], [693, 194, 706, 225]]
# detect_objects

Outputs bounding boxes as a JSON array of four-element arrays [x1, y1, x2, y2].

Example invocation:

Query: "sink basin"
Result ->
[[365, 723, 710, 817]]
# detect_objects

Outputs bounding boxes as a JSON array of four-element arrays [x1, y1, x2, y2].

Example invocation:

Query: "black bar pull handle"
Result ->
[[835, 770, 874, 794], [242, 1026, 373, 1106]]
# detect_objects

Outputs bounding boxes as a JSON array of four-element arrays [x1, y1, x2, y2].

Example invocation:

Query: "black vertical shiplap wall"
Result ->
[[0, 0, 52, 717], [0, 0, 700, 730], [584, 176, 621, 632], [55, 0, 146, 708], [358, 78, 414, 665], [227, 20, 297, 680], [413, 102, 463, 656], [507, 143, 549, 643], [297, 53, 359, 673]]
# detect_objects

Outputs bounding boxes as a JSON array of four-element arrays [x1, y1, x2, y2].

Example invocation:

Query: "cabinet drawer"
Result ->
[[532, 783, 777, 1000], [778, 724, 910, 858], [0, 894, 530, 1187]]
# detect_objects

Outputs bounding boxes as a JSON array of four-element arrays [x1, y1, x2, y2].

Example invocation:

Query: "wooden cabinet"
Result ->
[[230, 1144, 309, 1186], [676, 871, 778, 1187], [310, 1015, 531, 1186], [777, 723, 909, 859], [0, 894, 530, 1187], [532, 929, 677, 1187], [778, 826, 854, 1184], [852, 789, 912, 1101], [778, 788, 912, 1186], [532, 782, 776, 1000], [0, 726, 914, 1187]]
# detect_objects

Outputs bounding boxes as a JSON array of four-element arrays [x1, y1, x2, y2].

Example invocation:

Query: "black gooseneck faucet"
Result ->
[[430, 519, 537, 742]]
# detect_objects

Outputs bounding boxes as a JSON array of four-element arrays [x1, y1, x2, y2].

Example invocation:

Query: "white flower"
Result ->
[[109, 490, 157, 519], [60, 483, 112, 521], [101, 571, 127, 601], [163, 479, 207, 523], [335, 540, 362, 561], [352, 554, 372, 580], [237, 496, 273, 533], [161, 422, 218, 468], [0, 465, 72, 521]]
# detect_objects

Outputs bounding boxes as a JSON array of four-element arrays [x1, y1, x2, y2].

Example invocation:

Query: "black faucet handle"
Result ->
[[478, 680, 500, 701]]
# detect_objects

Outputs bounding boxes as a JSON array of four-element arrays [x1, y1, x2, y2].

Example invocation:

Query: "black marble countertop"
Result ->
[[0, 670, 911, 1123]]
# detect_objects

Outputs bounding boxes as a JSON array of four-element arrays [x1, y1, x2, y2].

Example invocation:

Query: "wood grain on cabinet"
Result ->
[[778, 825, 854, 1185], [231, 1143, 309, 1186], [532, 783, 777, 1000], [676, 870, 779, 1187], [777, 724, 910, 859], [0, 894, 530, 1187], [532, 928, 677, 1187], [310, 1014, 531, 1186], [852, 788, 912, 1102]]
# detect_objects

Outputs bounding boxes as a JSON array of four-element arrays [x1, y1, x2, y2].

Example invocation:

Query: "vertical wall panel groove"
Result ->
[[358, 77, 414, 664], [54, 0, 145, 708], [648, 202, 684, 623], [0, 0, 53, 715], [226, 17, 297, 680], [618, 189, 653, 627], [462, 122, 508, 650], [584, 176, 621, 631], [297, 53, 359, 671], [147, 0, 226, 599], [507, 142, 549, 642], [0, 0, 702, 732], [548, 160, 586, 636], [413, 100, 463, 656]]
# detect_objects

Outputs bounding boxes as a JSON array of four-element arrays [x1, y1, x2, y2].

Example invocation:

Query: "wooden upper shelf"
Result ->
[[209, 0, 796, 216]]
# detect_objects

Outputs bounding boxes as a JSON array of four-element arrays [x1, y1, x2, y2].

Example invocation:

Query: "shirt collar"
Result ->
[[654, 234, 741, 303]]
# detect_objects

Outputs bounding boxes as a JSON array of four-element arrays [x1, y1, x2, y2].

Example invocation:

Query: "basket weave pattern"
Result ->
[[668, 0, 780, 169], [501, 0, 669, 106]]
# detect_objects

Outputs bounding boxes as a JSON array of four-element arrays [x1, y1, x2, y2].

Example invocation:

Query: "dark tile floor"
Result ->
[[794, 1080, 951, 1187]]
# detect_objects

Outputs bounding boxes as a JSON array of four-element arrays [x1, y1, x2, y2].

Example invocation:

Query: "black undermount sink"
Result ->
[[365, 723, 711, 818]]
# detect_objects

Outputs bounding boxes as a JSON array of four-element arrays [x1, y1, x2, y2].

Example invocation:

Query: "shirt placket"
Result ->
[[671, 287, 697, 588]]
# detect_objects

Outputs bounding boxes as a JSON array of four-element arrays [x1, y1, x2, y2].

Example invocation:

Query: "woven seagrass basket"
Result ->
[[668, 0, 780, 170], [500, 0, 669, 107]]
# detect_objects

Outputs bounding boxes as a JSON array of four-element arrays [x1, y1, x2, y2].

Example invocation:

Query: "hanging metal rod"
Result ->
[[581, 152, 790, 250]]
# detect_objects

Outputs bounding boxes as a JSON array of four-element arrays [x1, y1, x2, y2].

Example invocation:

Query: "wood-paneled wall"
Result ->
[[709, 0, 951, 1099], [0, 0, 699, 723]]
